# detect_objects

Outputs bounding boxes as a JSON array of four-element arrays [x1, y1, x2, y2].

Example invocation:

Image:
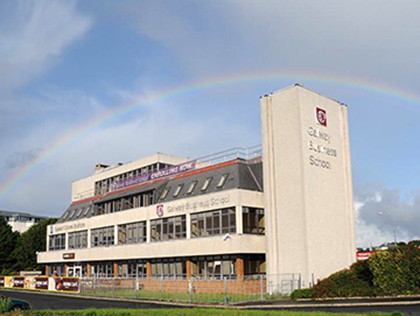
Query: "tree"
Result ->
[[12, 218, 57, 272], [0, 216, 19, 274]]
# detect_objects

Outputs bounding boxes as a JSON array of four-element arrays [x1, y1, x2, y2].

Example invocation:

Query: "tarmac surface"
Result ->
[[1, 288, 420, 315]]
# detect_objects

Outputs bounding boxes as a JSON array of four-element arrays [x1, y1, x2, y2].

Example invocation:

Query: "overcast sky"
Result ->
[[1, 0, 419, 247]]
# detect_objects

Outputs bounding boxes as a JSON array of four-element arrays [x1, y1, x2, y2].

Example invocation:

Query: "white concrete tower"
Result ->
[[260, 85, 356, 289]]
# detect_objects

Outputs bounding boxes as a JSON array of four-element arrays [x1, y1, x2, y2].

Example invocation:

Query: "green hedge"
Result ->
[[291, 243, 420, 299]]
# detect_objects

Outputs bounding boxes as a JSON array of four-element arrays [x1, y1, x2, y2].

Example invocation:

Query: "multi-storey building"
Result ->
[[38, 85, 356, 288], [0, 210, 47, 233]]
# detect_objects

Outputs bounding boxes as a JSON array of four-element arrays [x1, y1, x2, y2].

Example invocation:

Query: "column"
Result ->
[[186, 213, 191, 239], [114, 225, 118, 245], [236, 206, 243, 235], [87, 229, 91, 248], [87, 263, 91, 277], [114, 262, 118, 278], [146, 220, 151, 243], [45, 265, 50, 277], [236, 256, 244, 281], [64, 264, 68, 277], [146, 261, 152, 280], [65, 233, 69, 250], [186, 259, 192, 279]]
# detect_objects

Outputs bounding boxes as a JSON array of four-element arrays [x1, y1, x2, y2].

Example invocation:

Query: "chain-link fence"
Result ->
[[79, 274, 302, 304]]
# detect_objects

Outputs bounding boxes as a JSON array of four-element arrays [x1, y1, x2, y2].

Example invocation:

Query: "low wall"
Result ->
[[0, 276, 79, 292]]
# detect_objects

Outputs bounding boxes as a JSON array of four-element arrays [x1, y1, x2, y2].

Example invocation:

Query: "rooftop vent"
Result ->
[[95, 163, 110, 174]]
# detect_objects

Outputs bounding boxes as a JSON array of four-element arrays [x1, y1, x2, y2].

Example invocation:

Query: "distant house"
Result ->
[[0, 210, 47, 233]]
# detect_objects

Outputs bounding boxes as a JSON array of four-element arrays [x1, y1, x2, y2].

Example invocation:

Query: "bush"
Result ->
[[311, 268, 375, 298], [290, 288, 314, 300], [369, 244, 420, 295], [0, 295, 11, 313]]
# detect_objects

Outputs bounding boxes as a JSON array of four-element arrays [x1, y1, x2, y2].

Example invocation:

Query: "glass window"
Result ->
[[217, 174, 229, 188], [201, 177, 212, 191], [151, 216, 186, 242], [48, 234, 66, 251], [243, 207, 265, 235], [160, 187, 170, 200], [91, 226, 114, 247], [191, 208, 236, 238], [68, 230, 88, 249], [118, 221, 146, 244], [186, 181, 197, 195], [173, 184, 183, 197]]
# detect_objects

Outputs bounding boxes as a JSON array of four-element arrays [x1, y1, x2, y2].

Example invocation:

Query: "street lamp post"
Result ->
[[378, 211, 397, 246]]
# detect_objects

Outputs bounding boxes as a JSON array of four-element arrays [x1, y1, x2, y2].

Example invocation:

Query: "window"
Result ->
[[173, 184, 183, 197], [191, 255, 236, 280], [201, 177, 212, 191], [76, 208, 83, 217], [117, 260, 147, 278], [151, 215, 186, 242], [91, 261, 114, 278], [68, 230, 88, 249], [91, 226, 114, 247], [118, 221, 147, 244], [49, 234, 65, 251], [159, 187, 170, 200], [95, 190, 155, 216], [186, 181, 197, 195], [217, 174, 229, 188], [191, 208, 236, 238], [151, 258, 186, 280], [243, 207, 265, 235]]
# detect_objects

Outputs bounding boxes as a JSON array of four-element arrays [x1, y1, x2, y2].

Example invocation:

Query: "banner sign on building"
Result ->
[[35, 277, 49, 290], [0, 277, 4, 287], [13, 277, 25, 288], [110, 160, 197, 192]]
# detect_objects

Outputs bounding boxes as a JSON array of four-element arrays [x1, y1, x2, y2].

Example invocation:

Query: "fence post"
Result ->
[[112, 278, 116, 297], [188, 278, 193, 303], [134, 275, 138, 298], [160, 276, 163, 301], [298, 273, 302, 289], [223, 277, 228, 305], [260, 274, 264, 300], [291, 274, 295, 293]]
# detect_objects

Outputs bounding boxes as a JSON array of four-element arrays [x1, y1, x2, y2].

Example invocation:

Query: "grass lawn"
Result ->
[[80, 289, 286, 304], [17, 308, 403, 316]]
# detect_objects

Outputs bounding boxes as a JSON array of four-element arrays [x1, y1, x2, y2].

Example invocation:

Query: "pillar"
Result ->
[[146, 261, 152, 280], [236, 256, 244, 281], [64, 264, 68, 277], [87, 263, 91, 277], [114, 262, 118, 278], [186, 259, 192, 279], [45, 265, 49, 277]]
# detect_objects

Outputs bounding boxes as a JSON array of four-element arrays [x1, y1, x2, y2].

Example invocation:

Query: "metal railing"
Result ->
[[196, 145, 262, 166], [78, 273, 301, 305]]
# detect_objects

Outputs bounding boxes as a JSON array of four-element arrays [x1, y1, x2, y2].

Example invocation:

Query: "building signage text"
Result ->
[[166, 195, 231, 215], [307, 124, 337, 170], [54, 223, 86, 233], [110, 160, 197, 192]]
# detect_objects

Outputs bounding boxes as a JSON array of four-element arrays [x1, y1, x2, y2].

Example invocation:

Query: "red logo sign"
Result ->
[[316, 107, 327, 127], [156, 205, 164, 217]]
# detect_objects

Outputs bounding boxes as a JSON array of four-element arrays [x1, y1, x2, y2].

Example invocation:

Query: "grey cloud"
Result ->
[[355, 184, 420, 241], [5, 148, 43, 170], [0, 0, 92, 95]]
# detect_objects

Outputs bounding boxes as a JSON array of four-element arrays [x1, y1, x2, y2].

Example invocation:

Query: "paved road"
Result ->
[[0, 289, 181, 310], [1, 289, 420, 315]]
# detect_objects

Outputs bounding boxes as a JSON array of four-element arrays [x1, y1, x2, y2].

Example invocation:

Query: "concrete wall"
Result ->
[[261, 85, 355, 287]]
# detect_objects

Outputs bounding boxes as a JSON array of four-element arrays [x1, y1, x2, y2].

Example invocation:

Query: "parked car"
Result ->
[[0, 295, 31, 311]]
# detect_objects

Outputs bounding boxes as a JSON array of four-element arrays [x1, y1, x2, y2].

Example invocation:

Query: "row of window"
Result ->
[[93, 174, 230, 218], [95, 163, 172, 195], [49, 254, 266, 279], [96, 191, 154, 216], [49, 207, 264, 251]]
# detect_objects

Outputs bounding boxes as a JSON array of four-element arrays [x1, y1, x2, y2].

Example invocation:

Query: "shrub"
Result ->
[[311, 268, 375, 298], [290, 288, 314, 300], [369, 244, 420, 295], [0, 295, 11, 313]]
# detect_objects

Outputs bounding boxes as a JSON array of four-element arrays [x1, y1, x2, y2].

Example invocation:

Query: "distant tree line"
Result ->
[[0, 216, 57, 275]]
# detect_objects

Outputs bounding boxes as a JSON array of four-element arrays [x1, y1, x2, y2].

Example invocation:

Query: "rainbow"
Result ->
[[1, 72, 420, 200]]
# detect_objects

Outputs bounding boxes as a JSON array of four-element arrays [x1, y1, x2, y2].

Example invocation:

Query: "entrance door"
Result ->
[[67, 266, 82, 277]]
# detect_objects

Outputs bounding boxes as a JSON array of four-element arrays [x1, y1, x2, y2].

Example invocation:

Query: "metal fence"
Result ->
[[79, 274, 301, 304]]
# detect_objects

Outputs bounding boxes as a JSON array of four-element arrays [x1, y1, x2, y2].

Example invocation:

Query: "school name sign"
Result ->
[[110, 160, 197, 192]]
